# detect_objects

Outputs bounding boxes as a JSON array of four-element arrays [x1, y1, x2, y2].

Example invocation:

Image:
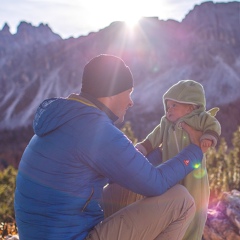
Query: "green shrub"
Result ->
[[0, 166, 17, 222]]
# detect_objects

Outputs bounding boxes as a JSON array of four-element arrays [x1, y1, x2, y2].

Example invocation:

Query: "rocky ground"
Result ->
[[203, 190, 240, 240]]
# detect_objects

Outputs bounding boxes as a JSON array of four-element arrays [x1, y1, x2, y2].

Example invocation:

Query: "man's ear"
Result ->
[[97, 96, 112, 106]]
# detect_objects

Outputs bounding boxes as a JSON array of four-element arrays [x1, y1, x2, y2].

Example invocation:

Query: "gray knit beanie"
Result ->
[[81, 54, 134, 98]]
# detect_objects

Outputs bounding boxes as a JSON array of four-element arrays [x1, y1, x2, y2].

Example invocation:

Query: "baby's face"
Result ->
[[166, 100, 193, 123]]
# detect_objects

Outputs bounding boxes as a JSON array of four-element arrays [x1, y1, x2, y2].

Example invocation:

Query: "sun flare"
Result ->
[[86, 0, 168, 34], [124, 16, 141, 28]]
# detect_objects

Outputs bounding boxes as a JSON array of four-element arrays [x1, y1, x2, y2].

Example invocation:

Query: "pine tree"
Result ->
[[206, 126, 240, 202]]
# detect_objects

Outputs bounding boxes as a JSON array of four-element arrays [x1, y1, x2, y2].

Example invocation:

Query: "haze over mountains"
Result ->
[[0, 1, 240, 144]]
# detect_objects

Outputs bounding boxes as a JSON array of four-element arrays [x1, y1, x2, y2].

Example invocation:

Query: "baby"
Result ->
[[136, 80, 221, 240]]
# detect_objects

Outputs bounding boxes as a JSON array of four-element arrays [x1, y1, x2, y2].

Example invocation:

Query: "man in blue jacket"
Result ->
[[14, 54, 204, 240]]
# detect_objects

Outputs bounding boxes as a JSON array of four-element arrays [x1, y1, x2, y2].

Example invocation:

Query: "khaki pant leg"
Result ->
[[86, 184, 196, 240], [101, 183, 145, 218]]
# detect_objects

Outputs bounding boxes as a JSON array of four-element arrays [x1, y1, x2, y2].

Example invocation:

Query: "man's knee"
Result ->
[[174, 184, 195, 201], [172, 184, 196, 218]]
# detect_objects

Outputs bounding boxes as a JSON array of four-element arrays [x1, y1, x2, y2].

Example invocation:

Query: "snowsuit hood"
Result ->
[[163, 80, 206, 113]]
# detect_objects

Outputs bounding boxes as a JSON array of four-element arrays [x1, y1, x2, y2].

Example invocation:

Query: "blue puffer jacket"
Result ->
[[14, 94, 203, 240]]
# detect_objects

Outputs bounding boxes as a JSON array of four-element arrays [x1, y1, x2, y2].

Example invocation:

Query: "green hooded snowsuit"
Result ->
[[139, 80, 221, 240]]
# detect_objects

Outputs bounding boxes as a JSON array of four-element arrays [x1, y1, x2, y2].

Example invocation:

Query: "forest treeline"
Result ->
[[0, 123, 239, 224]]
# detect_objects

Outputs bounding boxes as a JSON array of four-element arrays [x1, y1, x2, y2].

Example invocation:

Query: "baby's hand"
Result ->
[[200, 139, 213, 153]]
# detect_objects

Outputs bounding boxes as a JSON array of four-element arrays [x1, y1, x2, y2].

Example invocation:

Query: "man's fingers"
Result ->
[[181, 122, 202, 148]]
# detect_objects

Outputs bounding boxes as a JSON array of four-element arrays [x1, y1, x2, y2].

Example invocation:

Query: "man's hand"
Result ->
[[181, 122, 206, 153]]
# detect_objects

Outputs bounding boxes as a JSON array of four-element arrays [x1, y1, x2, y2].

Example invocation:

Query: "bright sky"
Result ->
[[0, 0, 238, 39]]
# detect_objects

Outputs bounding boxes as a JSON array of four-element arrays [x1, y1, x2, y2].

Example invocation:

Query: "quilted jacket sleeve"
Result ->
[[83, 121, 203, 197]]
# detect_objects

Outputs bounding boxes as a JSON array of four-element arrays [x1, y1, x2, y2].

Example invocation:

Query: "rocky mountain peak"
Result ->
[[1, 23, 11, 35], [0, 21, 62, 55], [15, 21, 61, 47], [183, 1, 240, 47]]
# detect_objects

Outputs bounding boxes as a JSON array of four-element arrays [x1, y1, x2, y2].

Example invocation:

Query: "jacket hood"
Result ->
[[33, 96, 99, 136], [163, 80, 206, 113]]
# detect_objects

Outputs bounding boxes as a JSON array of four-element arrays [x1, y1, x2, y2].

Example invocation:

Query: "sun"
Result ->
[[124, 15, 141, 29]]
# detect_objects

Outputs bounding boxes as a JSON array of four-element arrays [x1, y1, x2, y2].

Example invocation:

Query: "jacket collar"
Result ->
[[79, 92, 118, 123]]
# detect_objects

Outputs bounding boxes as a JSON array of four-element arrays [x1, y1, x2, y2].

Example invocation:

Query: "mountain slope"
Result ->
[[0, 1, 239, 144]]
